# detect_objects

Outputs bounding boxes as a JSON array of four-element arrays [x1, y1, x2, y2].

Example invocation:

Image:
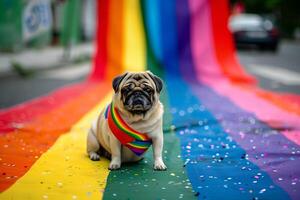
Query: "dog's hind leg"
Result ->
[[87, 129, 100, 161]]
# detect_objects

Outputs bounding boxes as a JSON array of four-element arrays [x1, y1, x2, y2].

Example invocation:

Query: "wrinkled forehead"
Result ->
[[121, 73, 155, 88]]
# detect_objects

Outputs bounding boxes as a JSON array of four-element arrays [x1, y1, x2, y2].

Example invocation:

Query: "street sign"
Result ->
[[23, 0, 52, 41]]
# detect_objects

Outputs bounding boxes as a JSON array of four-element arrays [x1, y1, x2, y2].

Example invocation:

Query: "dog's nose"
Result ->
[[133, 98, 143, 105], [133, 91, 142, 96]]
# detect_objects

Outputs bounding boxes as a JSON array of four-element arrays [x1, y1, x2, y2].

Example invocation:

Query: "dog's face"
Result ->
[[112, 71, 163, 115]]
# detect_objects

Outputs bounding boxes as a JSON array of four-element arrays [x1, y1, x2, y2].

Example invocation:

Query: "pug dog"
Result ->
[[87, 71, 167, 170]]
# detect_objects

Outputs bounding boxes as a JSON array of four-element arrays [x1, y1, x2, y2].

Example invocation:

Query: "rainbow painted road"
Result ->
[[1, 0, 300, 199]]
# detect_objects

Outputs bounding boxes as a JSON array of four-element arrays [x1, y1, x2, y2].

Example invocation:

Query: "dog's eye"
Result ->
[[145, 87, 153, 93], [121, 87, 131, 94]]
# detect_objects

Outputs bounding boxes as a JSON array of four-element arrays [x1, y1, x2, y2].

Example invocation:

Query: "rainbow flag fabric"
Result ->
[[105, 102, 152, 156], [1, 0, 300, 199]]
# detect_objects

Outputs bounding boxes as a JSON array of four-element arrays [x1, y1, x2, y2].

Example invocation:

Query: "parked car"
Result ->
[[229, 14, 280, 51]]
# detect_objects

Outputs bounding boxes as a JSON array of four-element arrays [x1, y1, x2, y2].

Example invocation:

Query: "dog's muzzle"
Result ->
[[124, 91, 152, 113]]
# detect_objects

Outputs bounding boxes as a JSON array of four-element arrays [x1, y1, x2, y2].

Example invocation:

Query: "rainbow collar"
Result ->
[[104, 102, 152, 156]]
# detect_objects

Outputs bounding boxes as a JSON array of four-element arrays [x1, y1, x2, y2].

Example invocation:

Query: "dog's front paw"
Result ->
[[154, 159, 167, 171], [109, 159, 121, 170], [89, 152, 100, 161]]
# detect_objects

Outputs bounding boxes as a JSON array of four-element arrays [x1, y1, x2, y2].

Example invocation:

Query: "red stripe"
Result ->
[[207, 0, 300, 146], [108, 106, 134, 144], [0, 82, 92, 134], [0, 0, 112, 192], [89, 0, 109, 80], [209, 0, 300, 117], [113, 106, 149, 140], [241, 86, 300, 116], [210, 0, 256, 84]]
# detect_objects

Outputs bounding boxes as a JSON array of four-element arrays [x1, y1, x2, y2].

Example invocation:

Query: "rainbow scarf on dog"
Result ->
[[104, 102, 152, 156]]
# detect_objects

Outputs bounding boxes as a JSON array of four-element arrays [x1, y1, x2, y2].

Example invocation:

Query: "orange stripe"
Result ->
[[0, 82, 111, 192], [106, 0, 124, 81]]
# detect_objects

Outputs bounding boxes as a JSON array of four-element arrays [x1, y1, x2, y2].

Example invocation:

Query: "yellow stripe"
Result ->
[[127, 143, 148, 149], [0, 92, 113, 200], [123, 0, 146, 72]]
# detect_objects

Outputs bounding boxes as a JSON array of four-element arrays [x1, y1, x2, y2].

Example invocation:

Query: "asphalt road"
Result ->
[[0, 63, 89, 109], [0, 40, 299, 109], [238, 40, 300, 94]]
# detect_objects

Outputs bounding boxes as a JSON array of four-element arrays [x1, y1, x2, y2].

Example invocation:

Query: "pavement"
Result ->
[[238, 40, 300, 94], [0, 40, 299, 109], [0, 63, 90, 109], [0, 43, 92, 109], [0, 42, 93, 76]]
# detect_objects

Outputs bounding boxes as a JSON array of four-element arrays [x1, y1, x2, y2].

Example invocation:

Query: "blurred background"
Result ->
[[0, 0, 299, 109]]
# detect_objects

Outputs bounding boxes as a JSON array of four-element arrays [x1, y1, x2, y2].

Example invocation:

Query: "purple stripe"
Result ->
[[126, 144, 147, 155], [187, 0, 299, 198], [176, 0, 197, 81], [175, 1, 287, 198], [191, 84, 300, 199]]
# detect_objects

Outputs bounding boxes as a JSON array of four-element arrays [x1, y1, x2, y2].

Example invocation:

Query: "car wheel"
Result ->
[[258, 45, 266, 51], [269, 44, 278, 52]]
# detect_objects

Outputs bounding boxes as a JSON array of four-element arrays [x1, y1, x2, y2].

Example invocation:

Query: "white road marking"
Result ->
[[248, 64, 300, 85]]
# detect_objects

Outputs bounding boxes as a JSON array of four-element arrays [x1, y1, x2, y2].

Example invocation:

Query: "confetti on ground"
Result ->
[[1, 0, 300, 199]]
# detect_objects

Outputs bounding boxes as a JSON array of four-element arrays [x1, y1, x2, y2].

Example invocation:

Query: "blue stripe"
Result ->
[[164, 76, 290, 200], [104, 104, 110, 119], [144, 0, 162, 62], [157, 1, 291, 199], [131, 140, 152, 146], [160, 0, 180, 76]]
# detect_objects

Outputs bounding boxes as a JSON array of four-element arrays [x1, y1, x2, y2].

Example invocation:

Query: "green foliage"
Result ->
[[265, 0, 281, 10], [11, 62, 35, 78], [231, 0, 282, 13]]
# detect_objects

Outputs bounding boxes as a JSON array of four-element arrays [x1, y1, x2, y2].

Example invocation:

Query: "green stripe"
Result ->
[[130, 142, 151, 148], [140, 4, 173, 130], [102, 3, 194, 200], [129, 143, 149, 148], [127, 144, 148, 149], [103, 133, 195, 200]]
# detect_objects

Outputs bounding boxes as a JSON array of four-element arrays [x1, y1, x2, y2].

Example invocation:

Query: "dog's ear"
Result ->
[[112, 72, 128, 93], [147, 71, 163, 93]]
